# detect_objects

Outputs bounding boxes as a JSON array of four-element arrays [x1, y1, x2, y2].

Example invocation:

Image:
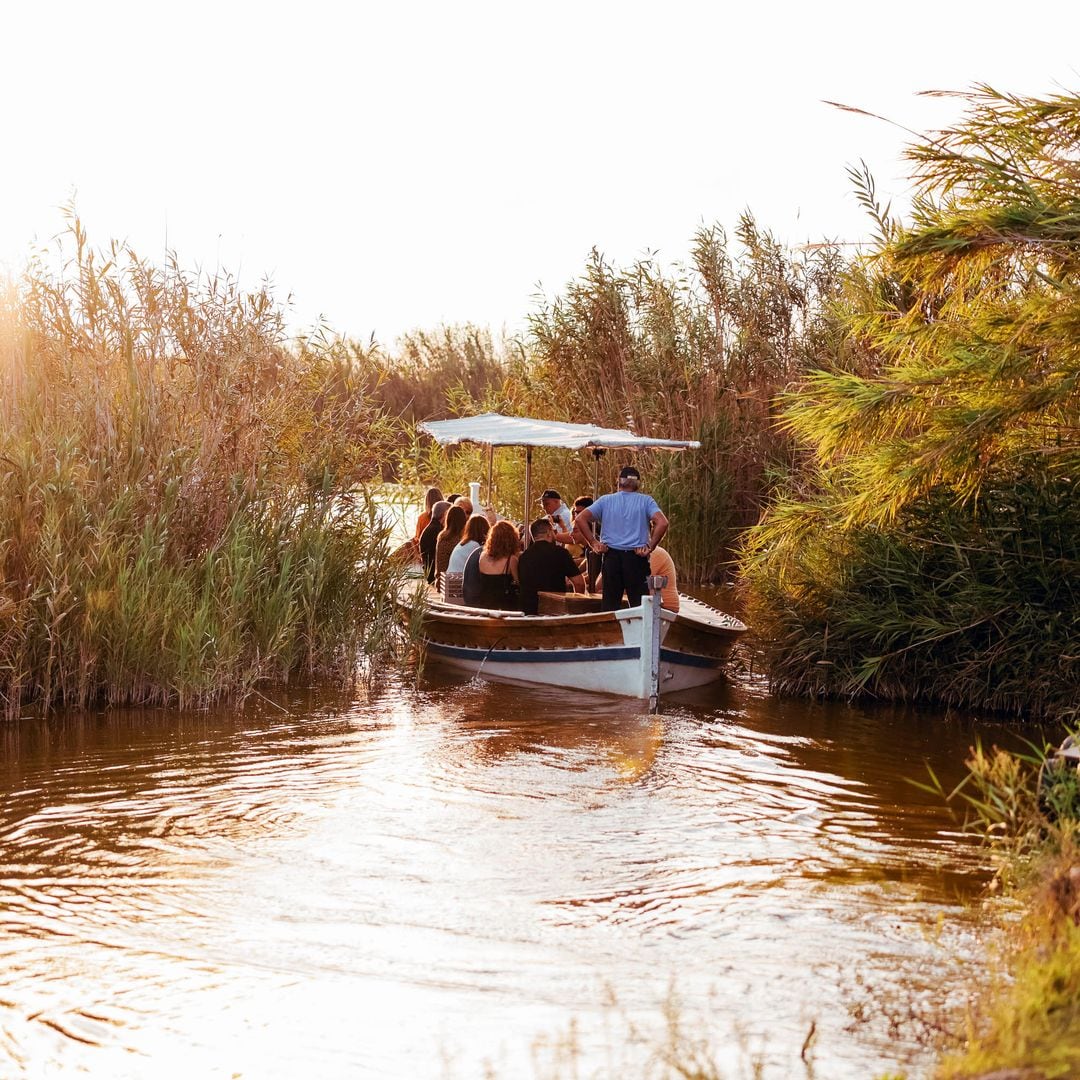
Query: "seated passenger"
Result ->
[[462, 520, 521, 611], [572, 496, 601, 592], [454, 496, 473, 516], [517, 518, 586, 616], [539, 489, 575, 545], [419, 500, 451, 583], [647, 545, 680, 612], [434, 506, 468, 588], [447, 514, 490, 575], [413, 486, 443, 547]]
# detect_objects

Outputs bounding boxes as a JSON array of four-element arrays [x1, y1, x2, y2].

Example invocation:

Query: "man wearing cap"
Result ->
[[539, 490, 574, 545], [573, 466, 669, 612]]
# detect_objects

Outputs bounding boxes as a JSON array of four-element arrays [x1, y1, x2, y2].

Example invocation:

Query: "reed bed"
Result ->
[[523, 218, 846, 581], [743, 471, 1080, 721], [346, 325, 512, 431], [0, 220, 407, 720], [384, 218, 846, 581]]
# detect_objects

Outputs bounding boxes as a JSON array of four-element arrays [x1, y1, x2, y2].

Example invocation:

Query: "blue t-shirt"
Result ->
[[589, 491, 661, 549]]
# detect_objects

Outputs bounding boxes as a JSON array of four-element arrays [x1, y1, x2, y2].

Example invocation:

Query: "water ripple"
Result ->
[[0, 675, 998, 1078]]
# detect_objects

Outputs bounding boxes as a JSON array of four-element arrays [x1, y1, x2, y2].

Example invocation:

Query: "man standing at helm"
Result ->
[[573, 465, 669, 612]]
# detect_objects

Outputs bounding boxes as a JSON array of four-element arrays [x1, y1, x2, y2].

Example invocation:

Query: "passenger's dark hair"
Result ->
[[424, 487, 444, 511], [573, 496, 593, 511], [439, 505, 467, 545], [529, 517, 554, 540]]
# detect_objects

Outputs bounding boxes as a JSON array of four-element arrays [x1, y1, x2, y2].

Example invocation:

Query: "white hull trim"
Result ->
[[424, 639, 725, 696]]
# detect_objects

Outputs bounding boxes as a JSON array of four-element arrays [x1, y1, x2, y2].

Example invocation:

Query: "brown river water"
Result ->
[[0, 656, 1013, 1079]]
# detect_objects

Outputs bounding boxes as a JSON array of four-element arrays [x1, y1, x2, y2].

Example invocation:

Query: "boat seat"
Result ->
[[442, 571, 464, 604], [537, 591, 605, 615]]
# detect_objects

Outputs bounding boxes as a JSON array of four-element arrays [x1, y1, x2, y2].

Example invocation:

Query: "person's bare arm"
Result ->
[[635, 510, 669, 557], [550, 522, 575, 545], [574, 508, 607, 553]]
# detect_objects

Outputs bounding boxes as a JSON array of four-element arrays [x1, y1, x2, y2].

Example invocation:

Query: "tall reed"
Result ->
[[385, 219, 847, 580], [0, 219, 407, 719], [524, 217, 846, 580]]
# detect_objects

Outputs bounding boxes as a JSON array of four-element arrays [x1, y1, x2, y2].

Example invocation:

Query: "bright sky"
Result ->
[[4, 1, 1079, 345]]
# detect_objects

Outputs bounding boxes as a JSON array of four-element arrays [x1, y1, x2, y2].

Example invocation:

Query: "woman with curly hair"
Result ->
[[463, 519, 520, 610]]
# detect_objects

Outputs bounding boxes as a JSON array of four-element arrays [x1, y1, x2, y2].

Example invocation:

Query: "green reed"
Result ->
[[0, 219, 408, 719], [743, 469, 1080, 722]]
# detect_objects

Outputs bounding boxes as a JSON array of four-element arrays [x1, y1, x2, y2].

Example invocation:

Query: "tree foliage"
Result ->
[[745, 87, 1080, 719], [781, 86, 1080, 526]]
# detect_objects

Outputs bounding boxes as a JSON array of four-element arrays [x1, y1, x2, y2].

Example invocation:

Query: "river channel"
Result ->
[[0, 656, 1011, 1078]]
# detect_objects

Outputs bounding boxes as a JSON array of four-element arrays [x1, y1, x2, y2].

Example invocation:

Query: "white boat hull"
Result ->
[[424, 642, 727, 695], [402, 582, 746, 702]]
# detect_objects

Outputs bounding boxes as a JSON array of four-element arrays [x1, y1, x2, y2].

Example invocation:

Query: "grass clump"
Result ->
[[928, 738, 1080, 1078], [0, 218, 407, 719]]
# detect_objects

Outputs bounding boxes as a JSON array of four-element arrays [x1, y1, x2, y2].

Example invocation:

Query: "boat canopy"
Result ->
[[419, 413, 700, 452]]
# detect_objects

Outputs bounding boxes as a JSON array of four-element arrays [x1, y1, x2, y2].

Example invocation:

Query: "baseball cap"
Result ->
[[539, 489, 562, 501], [618, 466, 641, 480]]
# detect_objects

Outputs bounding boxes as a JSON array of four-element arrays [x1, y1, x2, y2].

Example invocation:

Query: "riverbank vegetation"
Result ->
[[4, 89, 1075, 733], [743, 87, 1080, 723], [0, 218, 407, 720], [929, 735, 1080, 1078]]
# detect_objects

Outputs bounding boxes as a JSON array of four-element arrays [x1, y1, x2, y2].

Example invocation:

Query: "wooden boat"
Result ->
[[403, 578, 746, 704], [404, 413, 749, 707]]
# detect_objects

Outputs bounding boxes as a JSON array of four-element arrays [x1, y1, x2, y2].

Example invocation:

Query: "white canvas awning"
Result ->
[[419, 413, 700, 452]]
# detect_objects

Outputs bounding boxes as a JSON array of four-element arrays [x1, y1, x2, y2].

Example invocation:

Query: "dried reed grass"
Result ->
[[0, 218, 407, 719]]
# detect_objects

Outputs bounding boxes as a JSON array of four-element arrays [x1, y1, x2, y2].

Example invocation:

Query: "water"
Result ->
[[0, 666, 1010, 1078]]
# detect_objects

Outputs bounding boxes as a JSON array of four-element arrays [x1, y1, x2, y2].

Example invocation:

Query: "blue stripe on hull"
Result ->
[[426, 642, 640, 664], [659, 647, 722, 669]]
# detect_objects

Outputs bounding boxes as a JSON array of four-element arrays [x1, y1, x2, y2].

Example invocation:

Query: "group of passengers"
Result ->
[[414, 464, 678, 615]]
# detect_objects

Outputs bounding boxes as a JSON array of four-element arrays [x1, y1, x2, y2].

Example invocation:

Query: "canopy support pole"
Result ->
[[486, 444, 494, 509], [591, 447, 606, 499], [643, 578, 666, 712], [523, 446, 533, 549]]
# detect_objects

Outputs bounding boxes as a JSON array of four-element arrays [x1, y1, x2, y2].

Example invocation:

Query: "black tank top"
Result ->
[[462, 550, 518, 610]]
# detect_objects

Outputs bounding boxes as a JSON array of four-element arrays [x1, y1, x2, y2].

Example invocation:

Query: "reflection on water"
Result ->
[[0, 670, 1011, 1077]]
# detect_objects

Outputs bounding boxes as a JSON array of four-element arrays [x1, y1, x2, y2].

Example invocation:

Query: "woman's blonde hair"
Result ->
[[484, 520, 520, 560]]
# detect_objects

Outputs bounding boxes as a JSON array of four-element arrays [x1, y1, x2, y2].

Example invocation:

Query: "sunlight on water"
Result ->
[[0, 671, 1004, 1078]]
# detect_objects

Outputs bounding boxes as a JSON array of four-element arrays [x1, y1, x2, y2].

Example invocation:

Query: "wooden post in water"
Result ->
[[643, 575, 667, 711]]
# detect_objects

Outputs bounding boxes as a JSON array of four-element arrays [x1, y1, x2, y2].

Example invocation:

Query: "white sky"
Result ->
[[3, 0, 1079, 345]]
